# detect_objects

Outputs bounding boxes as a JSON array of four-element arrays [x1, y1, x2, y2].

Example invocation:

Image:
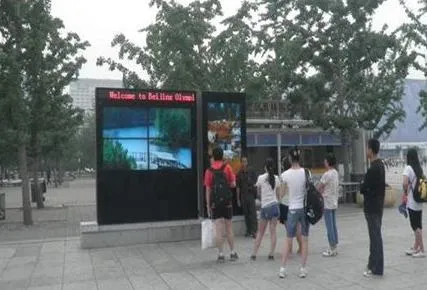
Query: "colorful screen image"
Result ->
[[207, 102, 242, 173], [102, 107, 192, 170]]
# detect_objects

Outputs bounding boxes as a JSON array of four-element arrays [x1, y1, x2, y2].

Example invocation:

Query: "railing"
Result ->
[[247, 100, 290, 120]]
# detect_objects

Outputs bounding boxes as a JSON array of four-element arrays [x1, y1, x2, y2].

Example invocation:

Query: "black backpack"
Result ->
[[210, 164, 232, 207], [304, 169, 324, 225]]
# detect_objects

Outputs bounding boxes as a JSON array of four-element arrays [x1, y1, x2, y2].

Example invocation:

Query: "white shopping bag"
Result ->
[[201, 219, 216, 250]]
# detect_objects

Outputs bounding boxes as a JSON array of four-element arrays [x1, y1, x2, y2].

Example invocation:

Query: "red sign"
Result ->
[[107, 90, 196, 103]]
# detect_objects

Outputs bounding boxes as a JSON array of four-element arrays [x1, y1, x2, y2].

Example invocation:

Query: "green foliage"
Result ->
[[103, 139, 137, 170], [398, 0, 427, 130], [154, 109, 191, 147]]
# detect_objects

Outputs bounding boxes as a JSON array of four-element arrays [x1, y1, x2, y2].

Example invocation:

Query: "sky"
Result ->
[[51, 0, 425, 81]]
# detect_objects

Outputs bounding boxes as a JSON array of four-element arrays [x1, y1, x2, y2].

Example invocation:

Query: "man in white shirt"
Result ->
[[317, 154, 340, 257]]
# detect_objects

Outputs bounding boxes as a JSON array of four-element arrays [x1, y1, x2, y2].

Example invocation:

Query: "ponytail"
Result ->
[[265, 158, 275, 190]]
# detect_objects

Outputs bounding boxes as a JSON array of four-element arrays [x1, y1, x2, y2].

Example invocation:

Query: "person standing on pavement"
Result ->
[[204, 147, 239, 263], [251, 158, 281, 261], [279, 156, 303, 255], [360, 139, 386, 277], [403, 148, 425, 257], [279, 147, 310, 279], [237, 156, 258, 238], [317, 153, 340, 257]]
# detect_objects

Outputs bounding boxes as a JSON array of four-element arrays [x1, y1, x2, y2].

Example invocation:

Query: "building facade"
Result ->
[[70, 78, 123, 111]]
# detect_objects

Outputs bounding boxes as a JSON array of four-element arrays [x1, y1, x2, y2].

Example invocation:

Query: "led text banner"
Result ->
[[104, 89, 196, 104]]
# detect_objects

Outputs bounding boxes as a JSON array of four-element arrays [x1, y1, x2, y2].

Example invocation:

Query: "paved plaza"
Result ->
[[0, 169, 426, 289], [0, 205, 426, 290]]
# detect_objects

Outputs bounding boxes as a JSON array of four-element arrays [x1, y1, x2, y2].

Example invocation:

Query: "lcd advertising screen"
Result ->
[[102, 107, 192, 170], [95, 88, 198, 225], [207, 102, 242, 173]]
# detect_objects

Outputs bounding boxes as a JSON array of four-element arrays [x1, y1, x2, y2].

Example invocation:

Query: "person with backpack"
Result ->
[[317, 153, 340, 257], [360, 139, 386, 277], [204, 147, 238, 263], [403, 148, 425, 258], [279, 147, 310, 279], [279, 156, 303, 255], [250, 158, 281, 261]]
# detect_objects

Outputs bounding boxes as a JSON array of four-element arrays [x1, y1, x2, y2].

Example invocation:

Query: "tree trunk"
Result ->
[[341, 132, 352, 182], [18, 145, 33, 225], [33, 153, 44, 209]]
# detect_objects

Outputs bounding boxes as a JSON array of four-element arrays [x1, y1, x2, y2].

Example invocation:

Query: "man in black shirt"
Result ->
[[237, 156, 258, 238], [360, 138, 386, 277]]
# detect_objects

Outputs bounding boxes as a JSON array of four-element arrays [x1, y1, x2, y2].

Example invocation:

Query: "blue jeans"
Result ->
[[324, 209, 338, 248], [287, 208, 309, 238]]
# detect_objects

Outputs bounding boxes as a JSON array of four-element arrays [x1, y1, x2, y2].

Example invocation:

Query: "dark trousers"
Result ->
[[365, 212, 384, 275], [242, 196, 257, 235]]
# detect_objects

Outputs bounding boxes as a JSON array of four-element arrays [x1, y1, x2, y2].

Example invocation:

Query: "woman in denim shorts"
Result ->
[[250, 158, 281, 261]]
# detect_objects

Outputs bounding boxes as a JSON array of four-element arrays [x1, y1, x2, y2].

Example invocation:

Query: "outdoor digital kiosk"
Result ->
[[200, 92, 247, 217], [95, 88, 198, 225]]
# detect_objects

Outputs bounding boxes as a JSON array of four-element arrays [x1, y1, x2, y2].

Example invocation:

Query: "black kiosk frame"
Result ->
[[199, 92, 247, 218], [95, 88, 198, 225]]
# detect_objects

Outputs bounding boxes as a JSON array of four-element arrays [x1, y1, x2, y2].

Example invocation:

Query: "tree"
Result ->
[[208, 1, 260, 96], [399, 0, 427, 130], [22, 0, 88, 207], [97, 0, 222, 90], [0, 0, 33, 224], [281, 0, 415, 180], [0, 0, 88, 221]]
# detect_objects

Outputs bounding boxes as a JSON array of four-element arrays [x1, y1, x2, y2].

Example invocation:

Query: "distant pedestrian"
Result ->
[[317, 153, 340, 257], [251, 158, 280, 261], [237, 156, 258, 238], [403, 148, 425, 257], [360, 139, 386, 277], [204, 147, 238, 263]]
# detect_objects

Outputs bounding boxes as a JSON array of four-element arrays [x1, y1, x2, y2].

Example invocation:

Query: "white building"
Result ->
[[69, 78, 123, 111]]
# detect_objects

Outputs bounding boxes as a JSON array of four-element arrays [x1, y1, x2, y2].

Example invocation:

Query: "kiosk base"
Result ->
[[80, 217, 246, 249]]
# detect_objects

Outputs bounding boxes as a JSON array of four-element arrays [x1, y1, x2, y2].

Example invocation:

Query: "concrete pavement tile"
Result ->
[[189, 268, 244, 289], [161, 272, 207, 289], [1, 265, 34, 281], [63, 281, 97, 290], [94, 266, 127, 280], [63, 267, 95, 284], [8, 256, 37, 267], [0, 279, 29, 290], [114, 245, 143, 258], [29, 275, 63, 288], [0, 247, 16, 259], [129, 275, 170, 290], [40, 241, 65, 253], [97, 278, 133, 290], [14, 245, 42, 257], [32, 266, 63, 278], [0, 258, 8, 272], [27, 285, 62, 290]]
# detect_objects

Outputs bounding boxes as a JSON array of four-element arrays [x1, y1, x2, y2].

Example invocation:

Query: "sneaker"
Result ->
[[299, 267, 308, 278], [268, 255, 275, 261], [279, 267, 287, 279], [412, 251, 425, 258], [363, 269, 373, 277], [405, 248, 416, 256], [217, 254, 225, 263], [322, 249, 338, 257], [230, 252, 239, 261], [250, 255, 256, 261]]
